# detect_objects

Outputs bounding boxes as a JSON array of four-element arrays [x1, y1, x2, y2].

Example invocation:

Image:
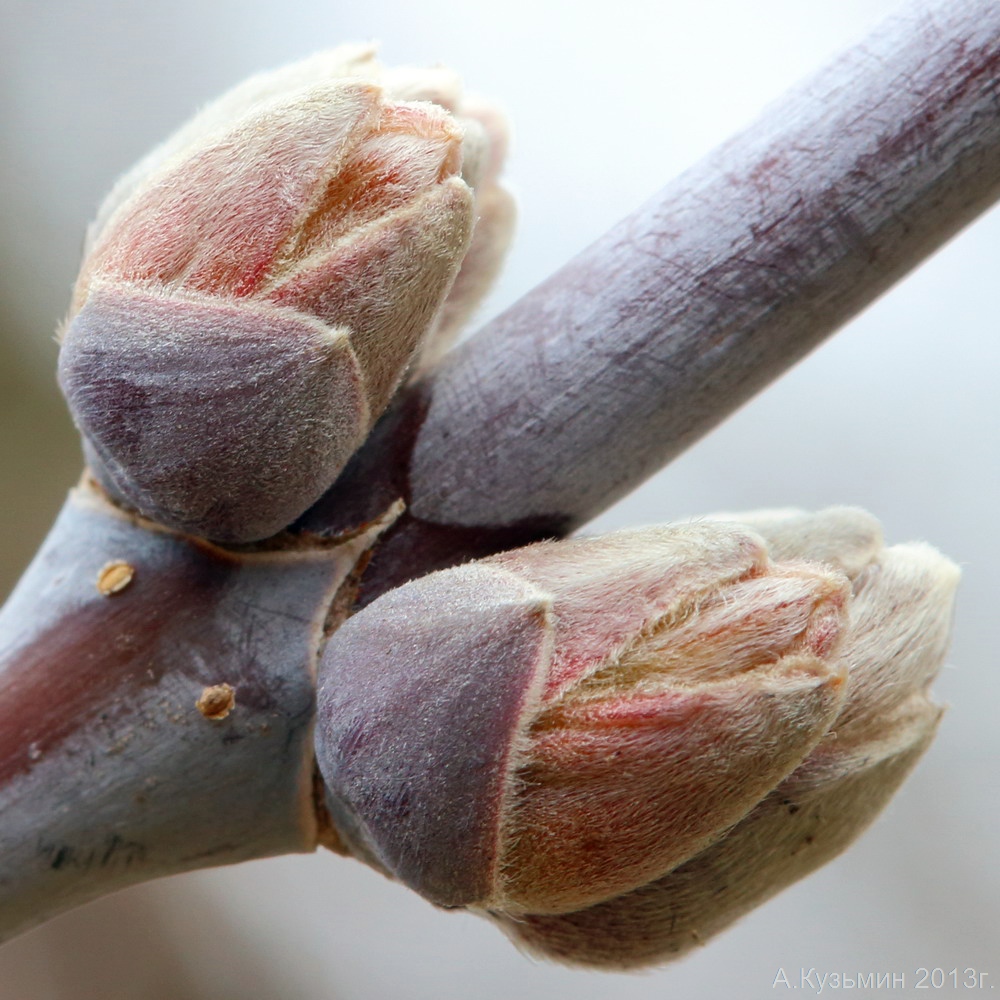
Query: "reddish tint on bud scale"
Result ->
[[494, 509, 959, 966], [314, 509, 958, 967], [58, 47, 511, 542]]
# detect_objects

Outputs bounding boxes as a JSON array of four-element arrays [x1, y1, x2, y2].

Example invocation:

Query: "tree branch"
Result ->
[[2, 0, 998, 946], [298, 0, 1000, 600], [0, 482, 392, 942]]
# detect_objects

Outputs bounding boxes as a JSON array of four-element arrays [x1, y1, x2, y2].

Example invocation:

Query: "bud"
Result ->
[[58, 47, 511, 542], [314, 509, 957, 964], [316, 511, 953, 929]]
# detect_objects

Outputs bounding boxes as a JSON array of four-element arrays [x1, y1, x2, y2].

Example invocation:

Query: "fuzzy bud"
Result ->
[[58, 47, 511, 542], [314, 509, 957, 965]]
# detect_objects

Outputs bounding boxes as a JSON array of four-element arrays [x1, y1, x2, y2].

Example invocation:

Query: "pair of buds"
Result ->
[[56, 48, 957, 967]]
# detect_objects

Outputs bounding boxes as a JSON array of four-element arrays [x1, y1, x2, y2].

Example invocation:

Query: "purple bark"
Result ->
[[299, 0, 1000, 601], [0, 484, 382, 941]]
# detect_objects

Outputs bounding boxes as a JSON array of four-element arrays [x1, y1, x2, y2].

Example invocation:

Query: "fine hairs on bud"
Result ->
[[58, 46, 513, 543], [314, 508, 958, 968]]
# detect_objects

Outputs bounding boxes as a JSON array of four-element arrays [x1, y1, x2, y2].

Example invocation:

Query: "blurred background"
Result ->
[[2, 0, 998, 997]]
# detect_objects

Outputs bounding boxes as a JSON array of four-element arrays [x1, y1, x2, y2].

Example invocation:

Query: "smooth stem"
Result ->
[[0, 484, 379, 942], [300, 0, 1000, 600]]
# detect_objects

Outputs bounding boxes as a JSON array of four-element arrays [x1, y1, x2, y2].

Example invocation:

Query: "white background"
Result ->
[[1, 0, 997, 997]]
